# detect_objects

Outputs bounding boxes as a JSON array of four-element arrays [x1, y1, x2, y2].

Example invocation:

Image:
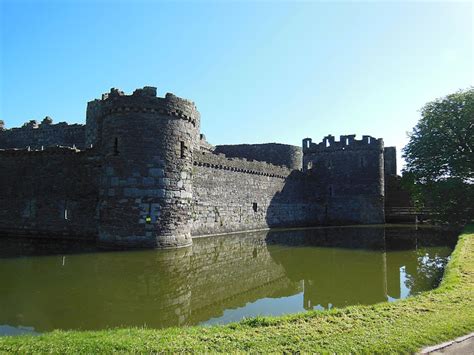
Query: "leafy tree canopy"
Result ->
[[402, 88, 473, 224], [403, 88, 473, 182]]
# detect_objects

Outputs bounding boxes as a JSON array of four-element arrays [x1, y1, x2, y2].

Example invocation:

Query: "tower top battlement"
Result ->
[[302, 134, 383, 154], [91, 86, 200, 126]]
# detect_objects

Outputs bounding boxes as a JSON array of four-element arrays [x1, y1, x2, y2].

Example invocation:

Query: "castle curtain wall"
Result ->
[[0, 123, 86, 150], [213, 143, 303, 170], [192, 166, 287, 235], [0, 149, 99, 239], [190, 152, 324, 236]]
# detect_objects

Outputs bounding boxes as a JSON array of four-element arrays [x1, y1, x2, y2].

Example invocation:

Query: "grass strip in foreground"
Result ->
[[1, 225, 473, 353]]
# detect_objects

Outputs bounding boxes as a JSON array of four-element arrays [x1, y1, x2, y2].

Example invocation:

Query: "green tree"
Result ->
[[402, 88, 474, 225]]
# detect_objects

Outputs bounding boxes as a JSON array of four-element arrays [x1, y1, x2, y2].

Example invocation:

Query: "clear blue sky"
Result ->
[[1, 0, 472, 171]]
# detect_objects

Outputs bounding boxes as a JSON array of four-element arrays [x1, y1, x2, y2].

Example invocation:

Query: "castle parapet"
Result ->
[[0, 117, 86, 150], [301, 133, 385, 224], [93, 87, 200, 126], [213, 143, 302, 171], [194, 151, 292, 179], [303, 134, 383, 153]]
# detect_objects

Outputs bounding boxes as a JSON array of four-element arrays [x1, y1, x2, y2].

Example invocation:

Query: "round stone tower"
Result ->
[[96, 87, 200, 249]]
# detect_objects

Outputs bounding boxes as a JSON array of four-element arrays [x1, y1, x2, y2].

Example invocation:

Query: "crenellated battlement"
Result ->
[[93, 87, 200, 126], [194, 151, 291, 179], [214, 143, 302, 170], [302, 134, 383, 153], [1, 117, 84, 132], [0, 117, 86, 150]]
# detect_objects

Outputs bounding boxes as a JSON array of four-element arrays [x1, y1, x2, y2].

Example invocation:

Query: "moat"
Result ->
[[0, 225, 457, 336]]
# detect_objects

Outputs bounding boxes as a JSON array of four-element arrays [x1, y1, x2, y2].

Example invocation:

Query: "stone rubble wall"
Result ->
[[214, 143, 303, 170], [302, 134, 385, 224], [302, 134, 383, 154], [85, 87, 200, 149], [193, 150, 292, 178], [198, 134, 214, 152], [191, 152, 323, 236], [0, 120, 86, 150], [0, 147, 100, 239], [96, 87, 201, 249], [383, 146, 397, 176]]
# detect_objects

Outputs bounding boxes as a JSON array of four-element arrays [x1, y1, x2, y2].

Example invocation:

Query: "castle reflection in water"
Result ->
[[0, 226, 456, 333]]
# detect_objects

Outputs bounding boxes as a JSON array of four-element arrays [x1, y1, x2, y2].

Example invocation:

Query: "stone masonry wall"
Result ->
[[0, 118, 86, 150], [302, 134, 385, 224], [214, 143, 303, 170], [383, 146, 397, 176], [96, 87, 201, 249], [0, 147, 100, 239], [191, 151, 323, 236]]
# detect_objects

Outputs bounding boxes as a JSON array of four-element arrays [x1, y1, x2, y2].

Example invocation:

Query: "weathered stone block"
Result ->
[[142, 177, 155, 186], [149, 168, 164, 177], [110, 177, 119, 186]]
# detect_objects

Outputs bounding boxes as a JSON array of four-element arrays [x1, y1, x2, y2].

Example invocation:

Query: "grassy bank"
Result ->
[[1, 225, 473, 353]]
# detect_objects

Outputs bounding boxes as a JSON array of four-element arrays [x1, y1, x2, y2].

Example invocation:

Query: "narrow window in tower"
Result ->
[[113, 137, 119, 155], [329, 186, 333, 197], [252, 202, 258, 212], [61, 200, 69, 220], [180, 141, 185, 158]]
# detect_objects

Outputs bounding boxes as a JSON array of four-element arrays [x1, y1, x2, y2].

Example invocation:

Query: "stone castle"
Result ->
[[0, 86, 399, 249]]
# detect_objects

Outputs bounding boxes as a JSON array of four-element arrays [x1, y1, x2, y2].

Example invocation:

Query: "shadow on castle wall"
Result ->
[[191, 134, 386, 238]]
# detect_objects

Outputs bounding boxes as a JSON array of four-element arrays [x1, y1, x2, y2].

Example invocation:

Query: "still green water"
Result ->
[[0, 225, 456, 335]]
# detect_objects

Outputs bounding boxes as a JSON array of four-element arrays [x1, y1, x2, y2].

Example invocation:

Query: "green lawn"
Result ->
[[1, 225, 473, 353]]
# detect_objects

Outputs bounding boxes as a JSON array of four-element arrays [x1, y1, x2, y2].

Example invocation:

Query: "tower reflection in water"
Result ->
[[0, 226, 456, 333]]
